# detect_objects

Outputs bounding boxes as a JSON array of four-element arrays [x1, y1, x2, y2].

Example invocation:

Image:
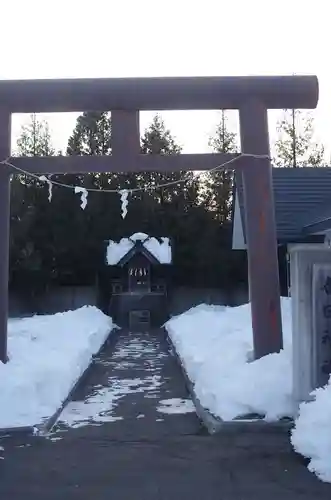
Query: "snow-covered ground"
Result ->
[[291, 383, 331, 483], [166, 298, 293, 422], [165, 298, 331, 483], [0, 306, 113, 429]]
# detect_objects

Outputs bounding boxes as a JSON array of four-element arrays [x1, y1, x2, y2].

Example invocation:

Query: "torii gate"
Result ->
[[0, 75, 318, 363]]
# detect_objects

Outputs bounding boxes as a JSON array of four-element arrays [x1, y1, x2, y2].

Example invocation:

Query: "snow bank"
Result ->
[[166, 298, 293, 421], [291, 381, 331, 483], [106, 232, 172, 265], [166, 298, 331, 483], [0, 306, 113, 429]]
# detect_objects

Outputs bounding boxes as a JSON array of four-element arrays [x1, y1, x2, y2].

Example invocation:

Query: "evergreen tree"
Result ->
[[140, 114, 184, 204], [140, 114, 198, 222], [45, 111, 115, 281], [10, 176, 41, 284], [58, 110, 148, 280], [206, 110, 238, 223], [66, 110, 139, 231], [67, 112, 111, 156], [10, 114, 56, 287], [140, 114, 218, 275], [208, 111, 238, 154], [141, 114, 182, 155], [11, 109, 243, 293], [16, 114, 55, 156], [65, 110, 114, 212], [275, 110, 325, 167]]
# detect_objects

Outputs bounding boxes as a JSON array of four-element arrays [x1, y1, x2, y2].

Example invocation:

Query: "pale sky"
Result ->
[[2, 0, 329, 159]]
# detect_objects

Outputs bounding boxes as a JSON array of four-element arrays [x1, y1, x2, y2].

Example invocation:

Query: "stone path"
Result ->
[[53, 328, 202, 438], [0, 328, 330, 499]]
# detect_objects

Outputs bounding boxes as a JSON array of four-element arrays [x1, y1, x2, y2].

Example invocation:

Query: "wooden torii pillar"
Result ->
[[0, 75, 318, 362]]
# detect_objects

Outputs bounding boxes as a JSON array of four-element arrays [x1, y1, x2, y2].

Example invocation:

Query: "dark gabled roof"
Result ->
[[116, 241, 161, 267], [301, 197, 331, 234], [236, 167, 331, 243]]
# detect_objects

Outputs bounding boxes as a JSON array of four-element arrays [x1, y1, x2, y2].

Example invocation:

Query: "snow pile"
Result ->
[[0, 306, 113, 429], [166, 298, 294, 421], [106, 232, 172, 265], [166, 298, 331, 483], [291, 382, 331, 483]]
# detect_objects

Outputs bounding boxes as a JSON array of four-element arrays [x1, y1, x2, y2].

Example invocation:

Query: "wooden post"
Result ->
[[0, 110, 11, 363], [239, 100, 283, 358], [111, 110, 140, 158]]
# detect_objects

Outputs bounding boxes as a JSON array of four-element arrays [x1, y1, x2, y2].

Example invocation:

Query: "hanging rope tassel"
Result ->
[[119, 189, 129, 219], [74, 187, 88, 210], [39, 175, 53, 202]]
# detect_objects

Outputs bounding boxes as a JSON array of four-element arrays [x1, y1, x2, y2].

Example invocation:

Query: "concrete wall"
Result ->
[[289, 244, 331, 405], [9, 285, 249, 319], [9, 286, 97, 317], [169, 286, 249, 317]]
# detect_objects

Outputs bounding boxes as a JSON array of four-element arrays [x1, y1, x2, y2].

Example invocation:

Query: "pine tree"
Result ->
[[140, 114, 198, 216], [61, 110, 145, 280], [67, 112, 111, 156], [16, 114, 55, 156], [140, 114, 201, 258], [140, 114, 186, 204], [66, 110, 121, 191], [141, 114, 182, 155], [275, 110, 325, 167], [48, 111, 114, 280], [206, 110, 238, 223], [10, 114, 56, 286], [208, 111, 238, 154], [65, 110, 113, 199]]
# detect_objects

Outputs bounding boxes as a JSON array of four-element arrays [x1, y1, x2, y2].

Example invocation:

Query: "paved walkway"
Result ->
[[54, 328, 202, 438], [0, 329, 330, 499]]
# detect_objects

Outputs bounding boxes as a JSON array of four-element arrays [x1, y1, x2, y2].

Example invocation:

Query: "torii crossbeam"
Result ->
[[0, 75, 318, 362]]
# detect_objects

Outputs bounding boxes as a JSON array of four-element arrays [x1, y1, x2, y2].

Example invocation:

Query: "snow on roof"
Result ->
[[106, 233, 172, 265], [130, 232, 149, 242]]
